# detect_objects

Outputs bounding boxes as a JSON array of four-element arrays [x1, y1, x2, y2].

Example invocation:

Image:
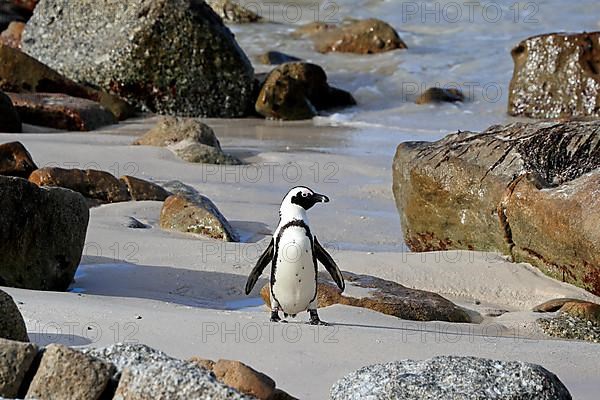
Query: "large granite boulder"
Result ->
[[0, 290, 29, 342], [22, 0, 255, 117], [331, 356, 572, 400], [0, 141, 37, 178], [393, 121, 600, 295], [255, 62, 356, 120], [0, 338, 37, 398], [0, 176, 89, 290], [0, 90, 21, 132], [260, 271, 470, 323], [0, 43, 133, 120], [509, 32, 600, 119]]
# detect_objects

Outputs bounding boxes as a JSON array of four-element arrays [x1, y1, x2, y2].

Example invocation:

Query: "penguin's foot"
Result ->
[[270, 310, 287, 323], [308, 309, 329, 326]]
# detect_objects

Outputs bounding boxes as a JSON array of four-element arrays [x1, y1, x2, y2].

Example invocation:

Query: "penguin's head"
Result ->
[[281, 186, 330, 212]]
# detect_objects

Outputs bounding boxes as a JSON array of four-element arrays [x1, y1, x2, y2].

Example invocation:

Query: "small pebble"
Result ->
[[136, 315, 143, 320]]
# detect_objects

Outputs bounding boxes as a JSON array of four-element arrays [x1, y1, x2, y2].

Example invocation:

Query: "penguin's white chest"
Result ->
[[272, 226, 316, 315]]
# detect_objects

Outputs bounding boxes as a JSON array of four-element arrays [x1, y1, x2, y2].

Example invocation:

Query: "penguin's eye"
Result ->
[[302, 192, 309, 197]]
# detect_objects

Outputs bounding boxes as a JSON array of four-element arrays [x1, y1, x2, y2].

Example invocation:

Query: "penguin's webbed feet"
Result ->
[[270, 310, 287, 323], [308, 309, 329, 326]]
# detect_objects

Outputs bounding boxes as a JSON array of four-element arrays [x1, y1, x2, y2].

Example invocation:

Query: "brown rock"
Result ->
[[292, 22, 337, 38], [29, 167, 130, 204], [8, 92, 117, 131], [416, 87, 464, 104], [0, 21, 25, 49], [0, 91, 21, 132], [258, 51, 302, 65], [311, 19, 407, 54], [0, 176, 89, 291], [260, 272, 471, 323], [160, 194, 238, 242], [393, 120, 600, 295], [0, 141, 37, 178], [213, 359, 276, 400], [255, 62, 356, 120], [206, 0, 262, 23], [509, 32, 600, 119], [120, 175, 170, 201], [0, 44, 134, 120], [188, 356, 215, 371], [0, 290, 29, 342], [533, 298, 589, 313], [14, 0, 38, 13], [560, 301, 600, 323], [0, 338, 37, 398], [26, 344, 112, 400]]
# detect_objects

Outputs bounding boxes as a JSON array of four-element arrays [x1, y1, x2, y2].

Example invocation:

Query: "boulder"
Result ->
[[0, 176, 89, 291], [260, 271, 470, 323], [392, 120, 600, 295], [533, 298, 588, 313], [255, 62, 356, 120], [8, 92, 117, 131], [188, 356, 216, 371], [0, 338, 37, 398], [330, 356, 572, 400], [560, 301, 600, 323], [308, 19, 407, 54], [292, 22, 336, 38], [160, 194, 238, 242], [509, 32, 600, 119], [416, 87, 464, 104], [0, 44, 134, 120], [29, 167, 131, 204], [22, 0, 255, 117], [0, 290, 28, 342], [120, 175, 171, 201], [537, 313, 600, 343], [26, 344, 112, 400], [213, 360, 276, 400], [133, 117, 240, 164], [86, 344, 250, 400], [258, 51, 302, 65], [206, 0, 262, 23], [0, 21, 25, 48], [0, 91, 21, 132], [0, 141, 35, 178]]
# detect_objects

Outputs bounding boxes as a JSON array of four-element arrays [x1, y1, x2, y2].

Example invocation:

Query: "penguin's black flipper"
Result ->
[[245, 238, 274, 295], [314, 236, 345, 292]]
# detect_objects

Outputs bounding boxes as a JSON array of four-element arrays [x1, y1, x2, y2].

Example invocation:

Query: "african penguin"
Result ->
[[245, 186, 345, 325]]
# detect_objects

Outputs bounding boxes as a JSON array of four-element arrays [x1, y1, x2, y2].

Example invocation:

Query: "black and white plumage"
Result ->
[[245, 186, 344, 325]]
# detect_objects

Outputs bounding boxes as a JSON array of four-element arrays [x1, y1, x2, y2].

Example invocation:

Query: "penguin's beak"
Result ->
[[313, 193, 330, 203]]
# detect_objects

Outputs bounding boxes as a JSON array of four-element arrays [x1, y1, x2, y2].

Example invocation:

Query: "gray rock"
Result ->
[[537, 314, 600, 344], [0, 91, 21, 132], [124, 217, 150, 229], [331, 356, 572, 400], [22, 0, 254, 117], [26, 344, 113, 400], [0, 291, 28, 342], [206, 0, 262, 23], [86, 344, 252, 400], [133, 117, 241, 165], [0, 176, 89, 291], [0, 338, 38, 398]]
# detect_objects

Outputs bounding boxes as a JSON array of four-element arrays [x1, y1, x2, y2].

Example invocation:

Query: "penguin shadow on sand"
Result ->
[[73, 256, 265, 310]]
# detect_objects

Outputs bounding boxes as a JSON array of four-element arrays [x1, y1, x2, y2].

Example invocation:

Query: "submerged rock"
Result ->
[[7, 92, 117, 131], [29, 167, 131, 204], [260, 271, 470, 323], [160, 194, 238, 242], [22, 0, 255, 117], [134, 117, 240, 165], [0, 290, 29, 342], [206, 0, 262, 23], [255, 62, 356, 120], [0, 338, 37, 397], [416, 87, 464, 104], [0, 176, 89, 291], [0, 141, 37, 178], [0, 44, 134, 120], [509, 32, 600, 119], [258, 51, 302, 65], [331, 356, 572, 400], [0, 91, 21, 132], [306, 19, 407, 54], [393, 120, 600, 295]]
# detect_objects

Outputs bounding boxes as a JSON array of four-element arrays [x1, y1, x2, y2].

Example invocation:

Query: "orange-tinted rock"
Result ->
[[7, 92, 116, 131], [29, 167, 130, 204], [261, 272, 471, 323], [120, 175, 170, 201], [0, 21, 25, 49], [311, 19, 406, 54], [0, 44, 134, 120], [533, 298, 589, 313], [213, 359, 276, 400], [560, 301, 600, 323], [0, 141, 37, 178], [188, 356, 215, 371]]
